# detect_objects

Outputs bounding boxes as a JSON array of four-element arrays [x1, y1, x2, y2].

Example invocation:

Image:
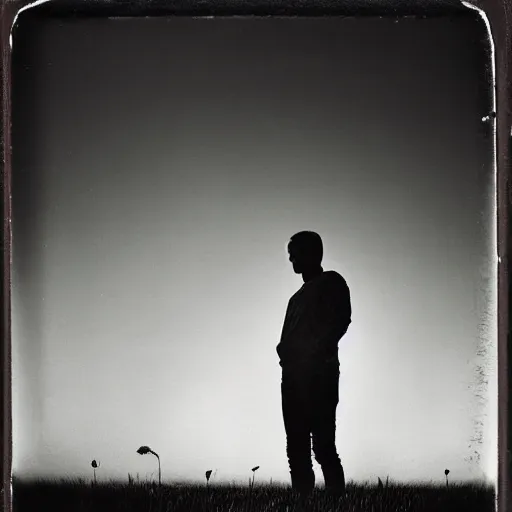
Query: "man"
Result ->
[[277, 231, 351, 499]]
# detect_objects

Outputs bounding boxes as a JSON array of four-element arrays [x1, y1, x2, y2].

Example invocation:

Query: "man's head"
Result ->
[[287, 231, 323, 274]]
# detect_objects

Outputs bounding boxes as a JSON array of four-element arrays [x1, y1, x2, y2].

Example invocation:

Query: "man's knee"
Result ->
[[313, 439, 339, 465], [287, 437, 312, 459]]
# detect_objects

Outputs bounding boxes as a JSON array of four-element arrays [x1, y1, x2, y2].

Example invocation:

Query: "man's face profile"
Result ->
[[288, 233, 323, 275], [288, 242, 304, 274]]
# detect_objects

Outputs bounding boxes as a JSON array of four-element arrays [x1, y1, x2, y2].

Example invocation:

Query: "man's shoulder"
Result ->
[[321, 271, 350, 297], [323, 270, 348, 286], [289, 285, 305, 302]]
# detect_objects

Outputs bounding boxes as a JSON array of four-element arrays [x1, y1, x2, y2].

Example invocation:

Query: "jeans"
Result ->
[[281, 362, 345, 496]]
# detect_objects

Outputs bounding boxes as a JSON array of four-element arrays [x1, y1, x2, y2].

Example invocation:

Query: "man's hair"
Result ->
[[289, 231, 323, 263]]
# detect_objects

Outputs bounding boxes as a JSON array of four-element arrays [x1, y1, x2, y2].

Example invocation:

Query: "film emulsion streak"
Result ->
[[1, 1, 18, 510], [1, 1, 510, 511]]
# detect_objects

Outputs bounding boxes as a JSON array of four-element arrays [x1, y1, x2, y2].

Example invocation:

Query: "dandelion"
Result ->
[[137, 446, 161, 486], [91, 460, 100, 484], [444, 469, 450, 488], [251, 466, 260, 490]]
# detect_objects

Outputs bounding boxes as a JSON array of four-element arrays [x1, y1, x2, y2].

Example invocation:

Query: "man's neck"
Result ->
[[302, 266, 323, 283]]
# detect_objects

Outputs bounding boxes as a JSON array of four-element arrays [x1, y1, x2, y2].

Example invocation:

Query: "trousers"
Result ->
[[281, 362, 345, 496]]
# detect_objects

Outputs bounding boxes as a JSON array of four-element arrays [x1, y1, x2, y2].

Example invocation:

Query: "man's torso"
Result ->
[[276, 270, 351, 370]]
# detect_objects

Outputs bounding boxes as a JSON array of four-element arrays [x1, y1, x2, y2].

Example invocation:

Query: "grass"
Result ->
[[11, 477, 495, 512]]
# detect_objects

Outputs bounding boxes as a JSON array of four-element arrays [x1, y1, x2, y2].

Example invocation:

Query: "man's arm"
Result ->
[[315, 278, 352, 348], [276, 299, 293, 361]]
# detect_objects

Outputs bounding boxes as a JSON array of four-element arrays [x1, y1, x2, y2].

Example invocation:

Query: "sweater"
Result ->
[[276, 270, 351, 369]]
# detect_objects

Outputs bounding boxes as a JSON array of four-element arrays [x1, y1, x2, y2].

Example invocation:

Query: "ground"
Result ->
[[11, 478, 495, 512]]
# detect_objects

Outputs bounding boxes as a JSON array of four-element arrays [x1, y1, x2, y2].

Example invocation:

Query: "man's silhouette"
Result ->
[[277, 231, 351, 498]]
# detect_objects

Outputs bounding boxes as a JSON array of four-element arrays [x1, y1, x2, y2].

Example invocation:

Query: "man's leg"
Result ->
[[281, 369, 315, 497], [311, 365, 346, 496]]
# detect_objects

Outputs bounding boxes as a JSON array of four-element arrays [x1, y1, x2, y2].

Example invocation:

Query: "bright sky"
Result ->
[[11, 16, 497, 487]]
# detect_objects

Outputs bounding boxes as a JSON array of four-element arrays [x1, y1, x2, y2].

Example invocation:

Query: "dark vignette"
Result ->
[[1, 1, 510, 511]]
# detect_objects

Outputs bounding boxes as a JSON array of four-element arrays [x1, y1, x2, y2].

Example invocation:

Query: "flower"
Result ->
[[250, 466, 260, 490], [136, 446, 161, 486]]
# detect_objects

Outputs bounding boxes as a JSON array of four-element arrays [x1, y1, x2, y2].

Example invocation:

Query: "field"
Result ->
[[11, 478, 495, 512]]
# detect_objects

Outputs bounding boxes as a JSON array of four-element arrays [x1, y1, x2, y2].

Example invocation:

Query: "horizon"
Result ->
[[13, 474, 496, 488]]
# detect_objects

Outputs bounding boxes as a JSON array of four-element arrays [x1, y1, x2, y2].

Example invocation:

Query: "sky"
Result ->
[[10, 14, 497, 487]]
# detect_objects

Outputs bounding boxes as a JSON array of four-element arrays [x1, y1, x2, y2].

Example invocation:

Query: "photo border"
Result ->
[[1, 1, 509, 511]]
